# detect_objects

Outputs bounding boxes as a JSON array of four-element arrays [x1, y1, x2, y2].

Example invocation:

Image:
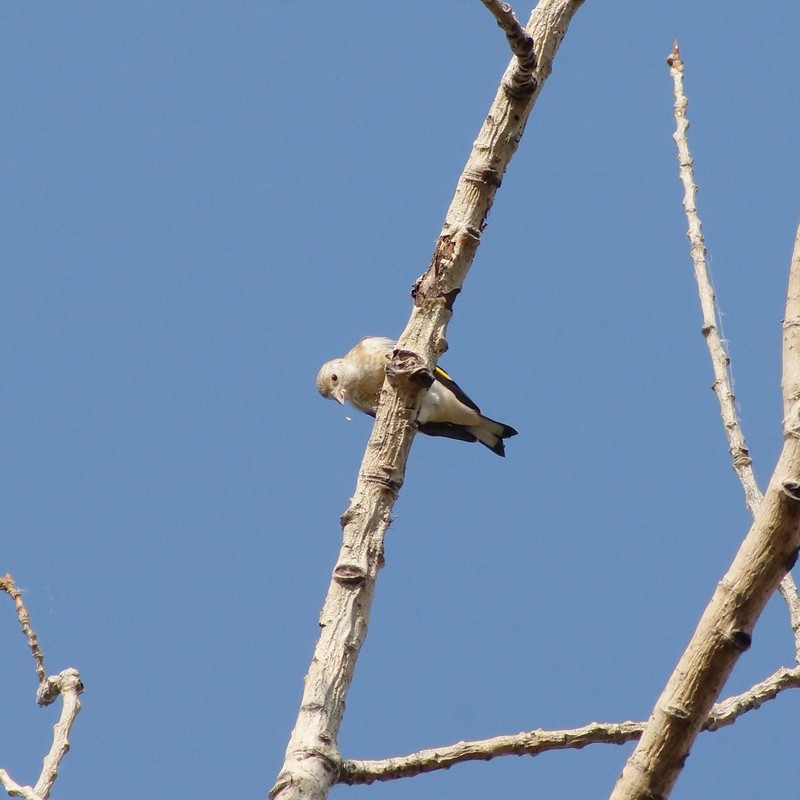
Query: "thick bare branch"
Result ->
[[33, 669, 84, 800], [271, 3, 585, 799], [609, 216, 800, 797], [337, 665, 800, 784]]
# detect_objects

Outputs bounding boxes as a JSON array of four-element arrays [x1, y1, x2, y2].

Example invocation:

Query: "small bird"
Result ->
[[316, 336, 518, 456]]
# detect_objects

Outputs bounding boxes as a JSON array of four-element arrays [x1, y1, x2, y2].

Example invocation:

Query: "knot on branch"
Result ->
[[333, 562, 368, 585], [36, 668, 83, 707], [726, 629, 752, 652], [463, 166, 503, 189], [385, 350, 434, 401], [780, 479, 800, 502]]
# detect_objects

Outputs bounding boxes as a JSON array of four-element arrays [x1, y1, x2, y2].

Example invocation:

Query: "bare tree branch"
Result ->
[[33, 669, 84, 800], [338, 665, 800, 784], [668, 42, 761, 514], [704, 665, 800, 731], [609, 224, 800, 798], [341, 721, 643, 784], [1, 575, 84, 800], [667, 41, 800, 661], [270, 3, 585, 799], [0, 771, 42, 800]]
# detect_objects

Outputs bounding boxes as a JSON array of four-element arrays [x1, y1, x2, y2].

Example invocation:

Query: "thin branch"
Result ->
[[341, 721, 643, 784], [704, 665, 800, 731], [338, 665, 800, 784], [668, 42, 800, 657], [1, 574, 47, 685], [778, 572, 800, 660], [667, 43, 761, 515], [271, 3, 585, 800], [478, 1, 538, 95]]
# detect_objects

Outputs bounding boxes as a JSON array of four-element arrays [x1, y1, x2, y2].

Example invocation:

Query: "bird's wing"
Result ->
[[433, 366, 482, 413]]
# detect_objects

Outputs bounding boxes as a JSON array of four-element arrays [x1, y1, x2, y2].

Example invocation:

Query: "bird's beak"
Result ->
[[331, 386, 347, 405]]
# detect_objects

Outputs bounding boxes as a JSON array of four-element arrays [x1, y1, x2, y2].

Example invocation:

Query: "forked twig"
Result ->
[[1, 575, 84, 800]]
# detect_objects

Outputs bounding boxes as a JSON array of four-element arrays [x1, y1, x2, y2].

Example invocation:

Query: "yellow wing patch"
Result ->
[[434, 366, 454, 381]]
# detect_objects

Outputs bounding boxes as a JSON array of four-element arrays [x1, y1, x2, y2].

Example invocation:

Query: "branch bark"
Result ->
[[608, 224, 800, 798], [270, 3, 584, 799]]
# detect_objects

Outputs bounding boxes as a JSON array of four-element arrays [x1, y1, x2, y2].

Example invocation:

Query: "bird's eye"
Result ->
[[330, 373, 338, 383]]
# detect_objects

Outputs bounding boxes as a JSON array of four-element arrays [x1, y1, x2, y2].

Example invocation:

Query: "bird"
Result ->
[[316, 336, 517, 456]]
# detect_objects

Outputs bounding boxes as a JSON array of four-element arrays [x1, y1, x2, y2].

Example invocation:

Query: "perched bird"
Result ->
[[316, 336, 518, 456]]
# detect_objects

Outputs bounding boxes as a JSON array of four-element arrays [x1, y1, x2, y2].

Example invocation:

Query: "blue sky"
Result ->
[[3, 3, 799, 799]]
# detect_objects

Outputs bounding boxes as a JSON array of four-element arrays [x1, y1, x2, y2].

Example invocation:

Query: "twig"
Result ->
[[667, 43, 800, 655], [478, 1, 538, 95], [338, 665, 800, 784], [704, 665, 800, 731], [1, 574, 47, 684]]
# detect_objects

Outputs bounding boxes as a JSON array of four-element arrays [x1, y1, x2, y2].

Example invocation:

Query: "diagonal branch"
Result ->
[[1, 574, 47, 685], [609, 168, 800, 800], [270, 3, 585, 800], [667, 42, 800, 658]]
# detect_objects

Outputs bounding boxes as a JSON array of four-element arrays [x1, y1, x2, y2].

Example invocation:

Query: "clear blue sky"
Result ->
[[3, 3, 799, 799]]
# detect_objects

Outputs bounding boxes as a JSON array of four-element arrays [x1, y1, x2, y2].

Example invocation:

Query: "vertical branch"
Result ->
[[780, 226, 800, 658], [667, 43, 761, 516], [668, 43, 800, 657]]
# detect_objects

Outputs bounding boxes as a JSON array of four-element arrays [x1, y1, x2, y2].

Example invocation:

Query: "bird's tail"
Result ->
[[469, 416, 518, 457]]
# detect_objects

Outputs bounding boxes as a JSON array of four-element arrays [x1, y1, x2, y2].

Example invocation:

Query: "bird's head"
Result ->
[[316, 359, 348, 405]]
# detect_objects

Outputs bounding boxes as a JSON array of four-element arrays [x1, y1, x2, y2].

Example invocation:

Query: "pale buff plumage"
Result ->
[[316, 337, 517, 456]]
